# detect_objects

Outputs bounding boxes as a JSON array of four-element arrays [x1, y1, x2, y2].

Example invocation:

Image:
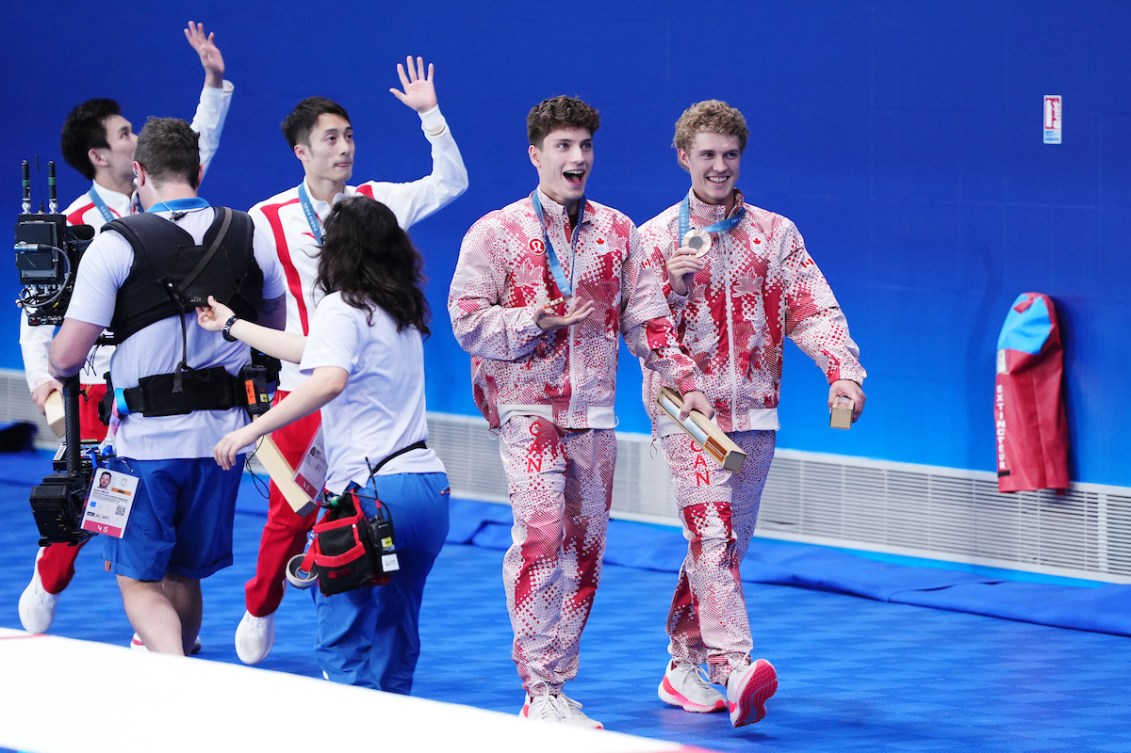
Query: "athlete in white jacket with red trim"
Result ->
[[236, 57, 467, 665]]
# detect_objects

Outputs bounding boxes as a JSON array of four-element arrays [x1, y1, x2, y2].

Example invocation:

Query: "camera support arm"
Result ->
[[60, 375, 83, 476]]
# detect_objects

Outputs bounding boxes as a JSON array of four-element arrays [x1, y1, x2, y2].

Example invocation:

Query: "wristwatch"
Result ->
[[222, 315, 240, 342]]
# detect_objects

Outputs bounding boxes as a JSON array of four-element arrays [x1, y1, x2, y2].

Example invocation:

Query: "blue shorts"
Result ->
[[101, 456, 243, 581]]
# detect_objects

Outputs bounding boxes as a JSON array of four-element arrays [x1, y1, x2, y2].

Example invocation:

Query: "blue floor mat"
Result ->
[[449, 496, 1131, 638], [3, 449, 1130, 752]]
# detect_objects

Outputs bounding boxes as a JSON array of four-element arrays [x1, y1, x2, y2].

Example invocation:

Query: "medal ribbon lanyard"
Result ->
[[530, 191, 583, 297], [297, 183, 323, 244], [87, 188, 118, 223], [677, 190, 746, 242]]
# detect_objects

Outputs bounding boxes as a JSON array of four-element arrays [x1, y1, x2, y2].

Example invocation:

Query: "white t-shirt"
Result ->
[[64, 206, 286, 459], [300, 292, 443, 493]]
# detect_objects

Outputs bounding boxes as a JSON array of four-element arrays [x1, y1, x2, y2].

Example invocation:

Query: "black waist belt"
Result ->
[[371, 440, 428, 475], [120, 366, 245, 417]]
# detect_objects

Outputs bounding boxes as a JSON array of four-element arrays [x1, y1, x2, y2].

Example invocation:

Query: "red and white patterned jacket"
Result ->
[[639, 190, 865, 436], [449, 189, 700, 430]]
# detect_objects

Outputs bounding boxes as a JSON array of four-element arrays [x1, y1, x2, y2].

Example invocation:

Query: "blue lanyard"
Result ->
[[677, 190, 746, 244], [87, 188, 117, 223], [146, 197, 211, 214], [297, 184, 323, 244], [530, 191, 583, 297]]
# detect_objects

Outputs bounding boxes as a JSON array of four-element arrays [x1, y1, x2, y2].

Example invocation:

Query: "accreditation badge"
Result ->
[[294, 426, 328, 499], [81, 468, 140, 538]]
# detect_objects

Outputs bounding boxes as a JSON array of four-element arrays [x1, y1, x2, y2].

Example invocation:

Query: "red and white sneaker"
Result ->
[[726, 659, 778, 727], [658, 659, 726, 713]]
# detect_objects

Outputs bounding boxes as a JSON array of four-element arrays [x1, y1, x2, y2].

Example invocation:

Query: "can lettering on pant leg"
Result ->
[[689, 438, 711, 487]]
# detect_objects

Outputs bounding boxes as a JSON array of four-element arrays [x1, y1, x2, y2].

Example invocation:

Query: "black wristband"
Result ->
[[221, 315, 240, 342]]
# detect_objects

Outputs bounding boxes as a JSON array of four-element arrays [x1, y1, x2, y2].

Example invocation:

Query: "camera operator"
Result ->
[[48, 117, 285, 656], [17, 21, 233, 640]]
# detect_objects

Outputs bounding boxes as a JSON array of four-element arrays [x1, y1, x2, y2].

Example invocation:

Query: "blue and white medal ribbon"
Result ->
[[297, 183, 323, 244], [677, 190, 745, 255], [87, 188, 117, 223], [530, 190, 583, 298]]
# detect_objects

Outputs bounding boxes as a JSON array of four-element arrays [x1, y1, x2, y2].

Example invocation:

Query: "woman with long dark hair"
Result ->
[[200, 195, 449, 693]]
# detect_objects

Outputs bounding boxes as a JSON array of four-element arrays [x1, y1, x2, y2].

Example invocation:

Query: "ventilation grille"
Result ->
[[423, 412, 1131, 583], [757, 454, 1130, 579], [5, 371, 1127, 585]]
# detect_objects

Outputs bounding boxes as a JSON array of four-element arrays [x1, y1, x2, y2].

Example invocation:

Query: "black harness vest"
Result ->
[[99, 208, 266, 416], [104, 209, 264, 342]]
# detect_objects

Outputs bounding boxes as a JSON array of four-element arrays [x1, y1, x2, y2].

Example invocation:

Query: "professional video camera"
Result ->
[[14, 159, 100, 546], [15, 161, 95, 326], [28, 432, 98, 546]]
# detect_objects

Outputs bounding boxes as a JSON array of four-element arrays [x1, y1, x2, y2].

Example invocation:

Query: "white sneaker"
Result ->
[[726, 658, 778, 727], [519, 692, 603, 729], [18, 548, 58, 634], [658, 659, 726, 713], [558, 693, 603, 729], [519, 693, 565, 722], [130, 633, 203, 654], [234, 610, 275, 665]]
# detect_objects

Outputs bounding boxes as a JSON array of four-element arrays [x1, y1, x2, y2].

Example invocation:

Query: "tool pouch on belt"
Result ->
[[299, 488, 397, 596]]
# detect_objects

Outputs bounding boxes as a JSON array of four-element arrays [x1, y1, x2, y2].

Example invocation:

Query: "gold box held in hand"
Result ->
[[656, 387, 747, 472], [45, 391, 65, 438], [830, 396, 855, 430]]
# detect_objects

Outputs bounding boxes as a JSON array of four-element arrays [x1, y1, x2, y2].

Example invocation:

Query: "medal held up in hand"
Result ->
[[682, 228, 711, 257]]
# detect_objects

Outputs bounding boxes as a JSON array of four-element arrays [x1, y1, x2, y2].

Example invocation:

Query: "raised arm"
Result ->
[[183, 21, 234, 178], [389, 55, 437, 114], [370, 56, 467, 228], [184, 20, 224, 89]]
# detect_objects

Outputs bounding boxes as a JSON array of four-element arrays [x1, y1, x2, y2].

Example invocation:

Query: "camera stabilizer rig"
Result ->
[[15, 159, 104, 546], [15, 160, 95, 326], [28, 376, 98, 546]]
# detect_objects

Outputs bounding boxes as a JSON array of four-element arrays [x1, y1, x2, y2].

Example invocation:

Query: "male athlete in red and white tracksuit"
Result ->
[[449, 185, 705, 714], [638, 101, 866, 728], [641, 189, 867, 672], [17, 23, 232, 633], [241, 78, 467, 659]]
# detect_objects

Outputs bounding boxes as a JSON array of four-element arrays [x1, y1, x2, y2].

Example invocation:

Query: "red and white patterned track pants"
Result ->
[[497, 416, 616, 695], [661, 429, 776, 684]]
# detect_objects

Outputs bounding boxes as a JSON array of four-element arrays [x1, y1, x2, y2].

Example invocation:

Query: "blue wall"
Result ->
[[3, 1, 1128, 485]]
